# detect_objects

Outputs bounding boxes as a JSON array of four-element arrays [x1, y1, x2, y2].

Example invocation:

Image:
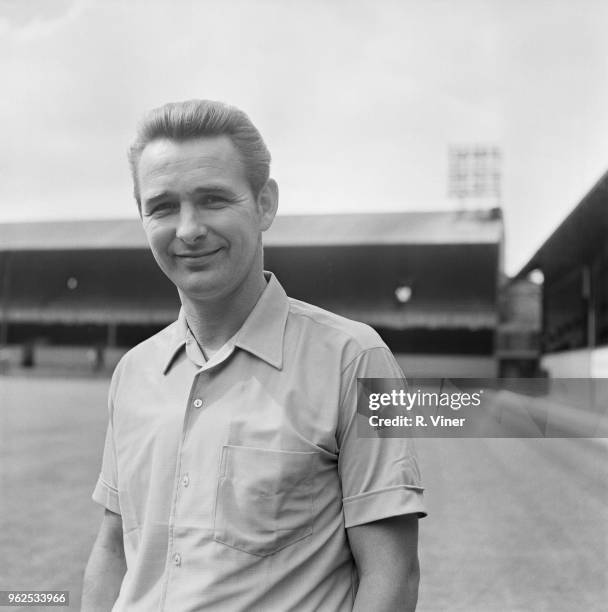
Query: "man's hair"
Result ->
[[128, 99, 271, 207]]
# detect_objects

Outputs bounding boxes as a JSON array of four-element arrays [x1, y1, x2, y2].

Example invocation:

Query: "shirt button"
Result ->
[[173, 553, 181, 567], [182, 474, 190, 487], [193, 398, 203, 409]]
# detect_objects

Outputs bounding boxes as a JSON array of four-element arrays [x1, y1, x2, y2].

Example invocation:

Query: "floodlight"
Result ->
[[395, 285, 412, 304]]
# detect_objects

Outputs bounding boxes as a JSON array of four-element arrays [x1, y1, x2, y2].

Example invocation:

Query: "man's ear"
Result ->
[[257, 178, 279, 231]]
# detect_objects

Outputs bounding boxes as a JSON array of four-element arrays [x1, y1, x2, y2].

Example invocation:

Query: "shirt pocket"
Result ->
[[214, 445, 316, 557]]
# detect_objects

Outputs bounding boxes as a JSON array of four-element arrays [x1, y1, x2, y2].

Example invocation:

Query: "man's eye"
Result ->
[[147, 202, 177, 216], [200, 194, 229, 207]]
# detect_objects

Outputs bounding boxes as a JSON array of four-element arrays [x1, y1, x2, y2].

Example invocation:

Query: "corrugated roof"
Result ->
[[0, 209, 503, 252], [266, 210, 503, 246], [0, 218, 149, 251], [516, 169, 608, 278]]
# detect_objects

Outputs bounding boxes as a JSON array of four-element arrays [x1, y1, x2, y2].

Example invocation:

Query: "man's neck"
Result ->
[[179, 271, 267, 353]]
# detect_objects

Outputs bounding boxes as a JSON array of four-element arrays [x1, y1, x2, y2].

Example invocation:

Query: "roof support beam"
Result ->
[[0, 252, 13, 347]]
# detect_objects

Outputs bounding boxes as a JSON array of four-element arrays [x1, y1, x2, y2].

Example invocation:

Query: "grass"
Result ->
[[0, 375, 109, 611]]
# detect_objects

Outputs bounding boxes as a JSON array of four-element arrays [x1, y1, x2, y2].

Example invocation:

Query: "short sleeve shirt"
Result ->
[[93, 272, 426, 611]]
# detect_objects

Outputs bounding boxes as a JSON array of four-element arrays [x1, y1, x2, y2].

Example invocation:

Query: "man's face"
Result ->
[[137, 136, 274, 302]]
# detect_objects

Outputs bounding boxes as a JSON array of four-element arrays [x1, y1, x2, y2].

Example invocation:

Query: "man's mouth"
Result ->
[[176, 248, 222, 258], [175, 248, 223, 263]]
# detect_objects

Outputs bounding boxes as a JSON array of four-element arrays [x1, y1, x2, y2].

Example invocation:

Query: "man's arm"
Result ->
[[82, 508, 126, 612], [347, 514, 420, 612]]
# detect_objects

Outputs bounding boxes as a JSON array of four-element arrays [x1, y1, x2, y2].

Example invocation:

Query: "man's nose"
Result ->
[[176, 204, 208, 244]]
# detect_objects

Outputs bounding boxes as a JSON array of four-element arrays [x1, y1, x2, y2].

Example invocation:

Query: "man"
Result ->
[[82, 99, 426, 611]]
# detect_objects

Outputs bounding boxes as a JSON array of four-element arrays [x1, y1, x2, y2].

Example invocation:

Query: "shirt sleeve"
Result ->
[[337, 346, 427, 528], [92, 363, 122, 515]]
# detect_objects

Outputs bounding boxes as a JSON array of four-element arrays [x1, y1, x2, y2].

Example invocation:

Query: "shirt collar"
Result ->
[[163, 272, 289, 374]]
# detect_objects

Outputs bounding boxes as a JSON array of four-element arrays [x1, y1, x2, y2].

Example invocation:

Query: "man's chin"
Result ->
[[176, 272, 232, 303]]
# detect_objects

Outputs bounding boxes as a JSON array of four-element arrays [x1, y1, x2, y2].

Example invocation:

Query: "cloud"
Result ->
[[0, 0, 86, 42]]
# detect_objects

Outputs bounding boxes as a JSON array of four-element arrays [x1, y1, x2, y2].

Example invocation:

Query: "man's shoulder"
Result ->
[[286, 297, 387, 355], [115, 319, 180, 375]]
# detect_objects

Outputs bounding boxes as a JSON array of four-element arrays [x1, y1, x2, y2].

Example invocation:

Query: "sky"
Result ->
[[1, 0, 607, 275]]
